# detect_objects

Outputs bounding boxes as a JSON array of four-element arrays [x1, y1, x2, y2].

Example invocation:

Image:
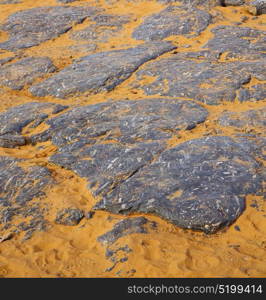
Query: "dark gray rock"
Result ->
[[132, 5, 211, 41], [57, 0, 77, 3], [219, 107, 266, 129], [0, 56, 15, 66], [29, 42, 176, 98], [0, 6, 100, 51], [0, 99, 263, 233], [0, 0, 21, 4], [234, 136, 266, 161], [85, 211, 95, 219], [204, 26, 266, 60], [55, 208, 84, 226], [71, 14, 130, 43], [248, 0, 266, 15], [0, 156, 54, 238], [30, 98, 207, 145], [40, 98, 207, 196], [134, 54, 266, 104], [238, 84, 266, 102], [223, 0, 245, 5], [0, 134, 26, 148], [0, 57, 56, 90], [158, 0, 222, 8], [0, 102, 68, 148], [94, 136, 264, 233], [98, 217, 155, 245]]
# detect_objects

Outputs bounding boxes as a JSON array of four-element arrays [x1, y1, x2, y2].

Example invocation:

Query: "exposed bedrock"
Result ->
[[0, 97, 264, 233], [134, 55, 265, 104], [29, 42, 176, 98], [132, 5, 211, 41], [0, 6, 100, 51], [0, 156, 54, 239]]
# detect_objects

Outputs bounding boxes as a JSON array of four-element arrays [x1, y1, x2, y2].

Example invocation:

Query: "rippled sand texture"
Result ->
[[0, 0, 265, 277]]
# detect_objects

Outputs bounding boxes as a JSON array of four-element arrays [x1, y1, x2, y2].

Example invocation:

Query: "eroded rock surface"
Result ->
[[94, 136, 264, 233], [30, 42, 176, 98], [0, 0, 265, 242], [134, 54, 266, 104], [204, 26, 266, 60], [132, 5, 211, 41], [0, 6, 100, 51], [0, 57, 56, 90], [0, 156, 54, 239], [71, 14, 131, 43], [0, 102, 68, 148], [1, 96, 264, 233], [98, 217, 156, 245], [247, 0, 266, 15], [55, 208, 84, 226], [219, 107, 266, 129], [27, 98, 207, 198]]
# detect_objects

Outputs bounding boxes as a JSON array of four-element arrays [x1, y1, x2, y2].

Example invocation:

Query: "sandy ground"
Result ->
[[0, 0, 265, 277]]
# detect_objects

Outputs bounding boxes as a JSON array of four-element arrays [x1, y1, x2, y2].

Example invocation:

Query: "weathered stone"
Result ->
[[57, 0, 77, 3], [134, 54, 266, 104], [219, 107, 266, 129], [204, 26, 266, 60], [0, 56, 15, 66], [0, 0, 21, 4], [0, 98, 263, 233], [132, 5, 211, 41], [98, 217, 155, 245], [0, 6, 100, 50], [248, 0, 266, 15], [235, 136, 266, 161], [71, 14, 130, 43], [0, 134, 26, 148], [9, 98, 203, 197], [0, 57, 56, 90], [238, 84, 266, 102], [94, 136, 263, 233], [223, 0, 245, 6], [85, 211, 95, 219], [0, 102, 68, 148], [0, 156, 53, 238], [55, 208, 84, 226], [158, 0, 222, 8], [29, 42, 176, 98]]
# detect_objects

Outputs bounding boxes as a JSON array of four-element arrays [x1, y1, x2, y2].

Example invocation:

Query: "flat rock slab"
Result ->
[[71, 13, 131, 43], [29, 42, 176, 98], [94, 136, 263, 233], [0, 57, 56, 90], [0, 156, 54, 239], [0, 6, 100, 51], [219, 107, 266, 129], [248, 0, 266, 15], [0, 0, 21, 4], [0, 102, 68, 148], [132, 5, 211, 41], [28, 98, 208, 197], [204, 26, 266, 60], [0, 99, 264, 233], [134, 54, 266, 104]]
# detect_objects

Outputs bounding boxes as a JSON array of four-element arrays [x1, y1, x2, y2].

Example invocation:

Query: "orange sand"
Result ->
[[0, 0, 265, 277]]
